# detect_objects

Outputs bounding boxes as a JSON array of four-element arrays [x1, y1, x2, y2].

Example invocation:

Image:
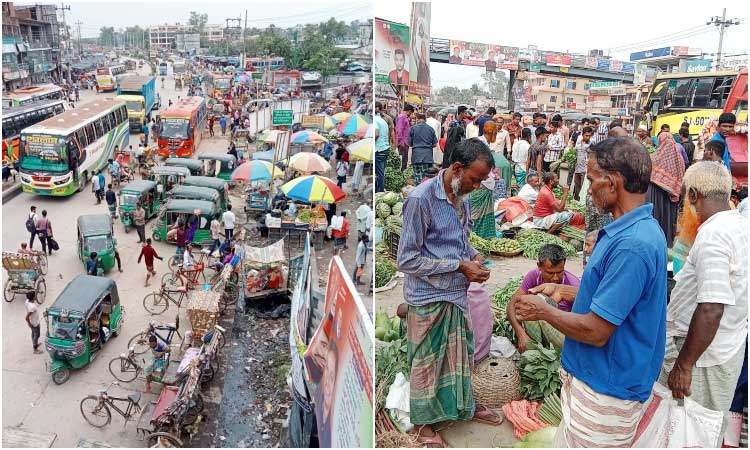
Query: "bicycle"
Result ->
[[108, 346, 149, 383], [167, 246, 216, 274], [127, 319, 182, 355], [80, 381, 142, 428], [142, 283, 189, 315]]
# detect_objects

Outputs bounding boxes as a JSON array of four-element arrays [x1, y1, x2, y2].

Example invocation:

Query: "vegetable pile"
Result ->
[[375, 259, 397, 289], [516, 230, 577, 260], [560, 225, 585, 251], [491, 276, 523, 342], [563, 148, 577, 169], [375, 310, 403, 342], [518, 343, 562, 401], [469, 232, 521, 254], [513, 427, 557, 448], [375, 335, 408, 409], [501, 399, 551, 440], [384, 149, 414, 192], [375, 191, 404, 235], [536, 392, 563, 426], [296, 208, 324, 224]]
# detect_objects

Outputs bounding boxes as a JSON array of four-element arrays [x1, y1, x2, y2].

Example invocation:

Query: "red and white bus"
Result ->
[[157, 97, 208, 157], [96, 65, 126, 92]]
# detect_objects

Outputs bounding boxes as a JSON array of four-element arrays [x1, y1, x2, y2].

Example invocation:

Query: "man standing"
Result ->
[[516, 137, 666, 447], [442, 105, 468, 168], [374, 102, 391, 193], [133, 203, 147, 243], [398, 138, 501, 447], [678, 128, 695, 166], [25, 292, 42, 354], [572, 126, 594, 201], [396, 104, 414, 171], [222, 204, 236, 242], [425, 111, 442, 166], [219, 114, 227, 136], [635, 124, 652, 147], [138, 238, 163, 287], [408, 113, 438, 184], [529, 112, 547, 144], [476, 107, 496, 136], [543, 120, 566, 172], [141, 121, 149, 145], [527, 127, 549, 176], [660, 161, 747, 444], [208, 115, 215, 137], [590, 117, 609, 145], [710, 112, 736, 169], [105, 184, 117, 221], [506, 112, 523, 148], [388, 49, 409, 85], [26, 206, 38, 250]]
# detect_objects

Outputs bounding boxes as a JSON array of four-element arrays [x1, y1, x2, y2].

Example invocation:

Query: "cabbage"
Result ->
[[391, 202, 403, 216], [376, 202, 392, 219], [514, 427, 557, 448]]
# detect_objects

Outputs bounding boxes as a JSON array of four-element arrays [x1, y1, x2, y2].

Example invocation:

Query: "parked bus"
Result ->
[[724, 68, 748, 189], [645, 70, 740, 137], [173, 59, 186, 74], [95, 65, 126, 92], [213, 74, 233, 99], [157, 96, 207, 157], [5, 84, 65, 107], [18, 98, 129, 196], [159, 61, 168, 76], [3, 99, 67, 170], [244, 57, 285, 72]]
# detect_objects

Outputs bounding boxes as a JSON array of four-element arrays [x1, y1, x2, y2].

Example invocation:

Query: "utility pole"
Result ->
[[241, 9, 247, 70], [57, 3, 72, 84], [75, 20, 82, 55], [707, 8, 741, 70]]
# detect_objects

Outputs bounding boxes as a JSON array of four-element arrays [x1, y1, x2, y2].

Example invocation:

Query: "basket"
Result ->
[[501, 229, 518, 240], [376, 431, 421, 448], [490, 249, 522, 257], [472, 356, 521, 408], [186, 289, 221, 341]]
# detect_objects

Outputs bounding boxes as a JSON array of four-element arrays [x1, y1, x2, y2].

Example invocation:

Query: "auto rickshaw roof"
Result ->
[[165, 158, 203, 171], [77, 214, 112, 236], [49, 275, 119, 316], [197, 153, 236, 163], [150, 165, 191, 177], [168, 185, 220, 202], [165, 199, 217, 215], [183, 176, 227, 191], [120, 179, 157, 194]]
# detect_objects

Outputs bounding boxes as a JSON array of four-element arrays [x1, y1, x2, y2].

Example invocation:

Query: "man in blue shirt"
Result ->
[[516, 137, 667, 447], [710, 112, 735, 169], [85, 252, 98, 276], [141, 122, 149, 145], [374, 102, 391, 193], [475, 107, 496, 137]]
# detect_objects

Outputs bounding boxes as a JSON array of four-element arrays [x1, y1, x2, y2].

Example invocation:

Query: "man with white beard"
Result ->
[[397, 138, 502, 446]]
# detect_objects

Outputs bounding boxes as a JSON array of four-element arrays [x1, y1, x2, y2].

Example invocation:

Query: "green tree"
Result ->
[[188, 11, 208, 34], [99, 26, 115, 47]]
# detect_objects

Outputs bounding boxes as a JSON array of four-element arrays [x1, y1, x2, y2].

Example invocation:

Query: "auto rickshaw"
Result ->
[[165, 157, 204, 176], [45, 275, 123, 385], [148, 165, 190, 198], [77, 215, 118, 274], [167, 185, 222, 213], [151, 199, 218, 245], [197, 153, 236, 182], [182, 176, 229, 210], [119, 180, 159, 233]]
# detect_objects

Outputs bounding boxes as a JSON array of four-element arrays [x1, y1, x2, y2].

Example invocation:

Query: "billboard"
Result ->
[[373, 19, 410, 85], [684, 59, 712, 73], [447, 40, 520, 71], [545, 54, 572, 67], [630, 47, 671, 61], [609, 60, 623, 72], [585, 57, 598, 69], [518, 47, 540, 64], [409, 2, 431, 96]]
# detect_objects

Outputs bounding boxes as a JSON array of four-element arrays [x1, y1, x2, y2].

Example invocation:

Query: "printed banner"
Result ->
[[597, 59, 611, 72], [585, 57, 598, 69], [303, 257, 374, 448], [518, 47, 540, 63], [289, 235, 313, 399], [545, 54, 572, 67], [609, 60, 623, 73], [409, 2, 431, 96], [621, 62, 635, 74], [447, 40, 520, 71], [374, 19, 410, 85]]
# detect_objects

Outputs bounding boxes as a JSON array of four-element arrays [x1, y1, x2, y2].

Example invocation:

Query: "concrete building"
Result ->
[[201, 24, 224, 43], [175, 32, 200, 52], [148, 23, 196, 51], [522, 72, 596, 113], [2, 2, 61, 92]]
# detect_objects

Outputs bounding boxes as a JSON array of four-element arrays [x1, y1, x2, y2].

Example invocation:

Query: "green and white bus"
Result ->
[[19, 98, 129, 196]]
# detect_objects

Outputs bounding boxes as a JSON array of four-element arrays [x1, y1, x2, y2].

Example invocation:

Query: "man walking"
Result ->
[[219, 114, 227, 136], [408, 113, 438, 184], [398, 138, 501, 447], [222, 204, 236, 242], [374, 102, 391, 193], [26, 206, 38, 250], [516, 137, 666, 447], [141, 121, 149, 145], [208, 115, 215, 137], [138, 239, 164, 287], [105, 184, 118, 221], [25, 292, 42, 354], [133, 203, 147, 243], [396, 104, 413, 171]]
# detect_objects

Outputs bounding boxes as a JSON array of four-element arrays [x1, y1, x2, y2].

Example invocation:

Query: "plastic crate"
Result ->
[[384, 229, 400, 260]]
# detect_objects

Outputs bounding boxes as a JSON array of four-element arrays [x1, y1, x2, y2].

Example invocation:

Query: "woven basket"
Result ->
[[490, 249, 522, 257], [472, 356, 521, 408], [376, 431, 422, 448]]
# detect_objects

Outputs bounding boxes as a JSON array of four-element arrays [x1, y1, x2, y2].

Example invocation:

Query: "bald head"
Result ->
[[608, 126, 628, 138]]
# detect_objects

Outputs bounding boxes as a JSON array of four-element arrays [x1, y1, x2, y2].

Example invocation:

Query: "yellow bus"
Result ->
[[95, 65, 126, 92], [645, 70, 740, 137]]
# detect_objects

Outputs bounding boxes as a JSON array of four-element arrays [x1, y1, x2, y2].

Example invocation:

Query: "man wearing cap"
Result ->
[[710, 112, 736, 169], [636, 124, 652, 147]]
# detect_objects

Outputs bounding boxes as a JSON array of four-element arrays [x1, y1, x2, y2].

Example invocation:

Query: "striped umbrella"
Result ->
[[347, 138, 374, 162], [338, 114, 371, 136], [332, 111, 352, 122], [288, 152, 332, 173], [318, 114, 338, 131], [259, 129, 283, 143], [281, 175, 346, 203], [230, 160, 283, 181], [290, 130, 329, 144]]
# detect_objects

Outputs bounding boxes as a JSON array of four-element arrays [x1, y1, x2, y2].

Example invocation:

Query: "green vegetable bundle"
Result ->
[[537, 393, 562, 426], [384, 149, 414, 192], [297, 209, 312, 223], [375, 259, 397, 288], [375, 310, 403, 342], [516, 230, 577, 260], [375, 243, 388, 256], [567, 199, 585, 215], [559, 225, 584, 243], [552, 186, 563, 199], [519, 343, 562, 401], [513, 427, 557, 448], [375, 336, 409, 409], [469, 233, 521, 254], [491, 276, 523, 342], [563, 147, 577, 168]]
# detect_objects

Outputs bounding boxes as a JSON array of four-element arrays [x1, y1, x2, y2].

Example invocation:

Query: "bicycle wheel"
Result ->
[[161, 272, 184, 288], [108, 356, 140, 382], [147, 432, 182, 448], [3, 280, 14, 303], [38, 254, 48, 275], [127, 332, 150, 355], [34, 278, 46, 304], [80, 396, 112, 427], [143, 292, 169, 315], [167, 255, 181, 273]]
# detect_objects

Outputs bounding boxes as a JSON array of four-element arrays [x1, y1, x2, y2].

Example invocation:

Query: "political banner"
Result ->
[[634, 63, 647, 84], [448, 40, 520, 71], [597, 59, 611, 71], [545, 54, 572, 67], [585, 57, 598, 69], [609, 60, 623, 73], [373, 19, 410, 85], [409, 2, 431, 96], [518, 47, 540, 64], [622, 62, 635, 74], [303, 257, 374, 448]]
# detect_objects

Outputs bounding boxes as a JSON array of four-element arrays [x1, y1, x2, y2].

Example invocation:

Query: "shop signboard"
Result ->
[[409, 2, 431, 96], [518, 47, 539, 63], [585, 57, 598, 69], [272, 109, 294, 126], [373, 19, 410, 85], [609, 60, 623, 72], [597, 59, 611, 71], [545, 54, 572, 67], [622, 62, 635, 74], [630, 47, 671, 61], [301, 115, 325, 129], [684, 59, 712, 73]]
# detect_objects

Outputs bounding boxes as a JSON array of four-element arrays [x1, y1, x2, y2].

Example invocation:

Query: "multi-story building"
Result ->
[[201, 24, 224, 43], [175, 32, 200, 52], [149, 23, 191, 51], [522, 72, 596, 113]]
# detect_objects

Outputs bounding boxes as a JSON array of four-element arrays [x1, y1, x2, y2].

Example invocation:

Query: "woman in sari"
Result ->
[[646, 132, 686, 246], [483, 121, 513, 192], [470, 125, 502, 239]]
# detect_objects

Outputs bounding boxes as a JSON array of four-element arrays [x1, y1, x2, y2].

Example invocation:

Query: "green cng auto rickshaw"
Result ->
[[168, 185, 222, 212], [151, 199, 218, 245], [45, 275, 122, 384], [77, 215, 118, 273], [182, 176, 229, 210], [197, 153, 236, 182], [119, 180, 159, 232], [148, 165, 191, 200], [165, 157, 205, 176]]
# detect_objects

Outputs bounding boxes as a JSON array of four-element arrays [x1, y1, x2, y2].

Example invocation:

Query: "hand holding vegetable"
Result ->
[[459, 260, 491, 283], [528, 283, 578, 303], [515, 294, 551, 322]]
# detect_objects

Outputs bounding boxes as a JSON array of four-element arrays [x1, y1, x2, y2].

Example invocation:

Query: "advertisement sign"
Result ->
[[622, 62, 635, 74], [518, 47, 540, 63], [609, 60, 623, 72], [301, 115, 325, 129], [409, 2, 431, 96], [373, 19, 410, 85], [303, 257, 374, 448], [272, 110, 294, 126], [590, 81, 621, 88], [289, 235, 313, 399], [684, 59, 712, 73], [545, 54, 571, 67], [597, 59, 611, 71], [634, 63, 647, 84], [447, 40, 519, 71], [630, 47, 671, 61], [585, 57, 598, 69]]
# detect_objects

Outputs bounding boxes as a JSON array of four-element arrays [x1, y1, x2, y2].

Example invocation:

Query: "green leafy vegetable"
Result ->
[[375, 259, 397, 288], [518, 343, 562, 401], [513, 427, 557, 448], [537, 393, 563, 426], [516, 230, 577, 260]]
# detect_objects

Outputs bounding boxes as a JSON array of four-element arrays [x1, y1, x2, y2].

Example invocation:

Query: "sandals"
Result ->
[[472, 405, 504, 426], [413, 426, 447, 448]]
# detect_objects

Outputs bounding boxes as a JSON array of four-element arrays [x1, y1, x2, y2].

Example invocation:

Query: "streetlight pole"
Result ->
[[707, 8, 741, 70]]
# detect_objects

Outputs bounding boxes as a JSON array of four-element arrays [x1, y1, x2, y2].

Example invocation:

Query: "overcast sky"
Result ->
[[15, 0, 371, 38], [376, 0, 748, 89]]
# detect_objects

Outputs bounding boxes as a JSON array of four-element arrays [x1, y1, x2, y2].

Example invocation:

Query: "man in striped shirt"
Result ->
[[543, 120, 566, 172], [397, 138, 501, 446], [590, 117, 609, 145]]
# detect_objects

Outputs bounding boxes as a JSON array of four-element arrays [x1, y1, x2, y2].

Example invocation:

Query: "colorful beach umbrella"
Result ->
[[231, 160, 283, 182], [290, 130, 329, 144], [332, 111, 352, 122], [319, 114, 338, 131], [259, 129, 283, 143], [288, 152, 332, 173], [347, 138, 374, 163], [337, 114, 370, 136], [281, 175, 346, 203]]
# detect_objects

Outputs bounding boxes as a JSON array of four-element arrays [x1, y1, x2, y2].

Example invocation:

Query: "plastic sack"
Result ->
[[632, 382, 723, 448], [496, 197, 533, 226], [468, 282, 493, 363], [385, 372, 413, 432]]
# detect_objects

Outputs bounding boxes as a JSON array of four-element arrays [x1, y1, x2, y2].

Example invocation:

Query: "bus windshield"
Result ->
[[215, 78, 230, 89], [125, 100, 142, 112], [161, 118, 189, 140], [19, 133, 69, 172]]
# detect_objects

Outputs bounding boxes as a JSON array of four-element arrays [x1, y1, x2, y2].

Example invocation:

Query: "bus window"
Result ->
[[109, 112, 117, 129], [76, 129, 88, 148], [84, 124, 95, 144], [94, 120, 104, 140], [70, 134, 86, 164], [671, 79, 693, 108], [53, 103, 65, 114], [2, 119, 17, 139], [710, 76, 734, 108]]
